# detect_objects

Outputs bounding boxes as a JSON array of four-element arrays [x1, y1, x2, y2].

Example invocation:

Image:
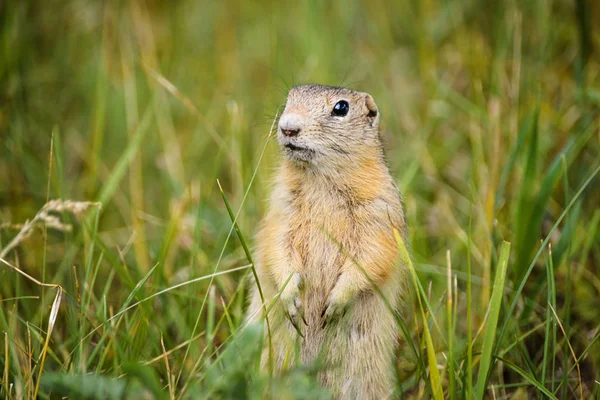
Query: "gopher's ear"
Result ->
[[364, 93, 379, 127]]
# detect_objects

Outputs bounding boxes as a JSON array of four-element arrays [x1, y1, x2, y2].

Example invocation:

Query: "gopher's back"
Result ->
[[246, 84, 407, 399]]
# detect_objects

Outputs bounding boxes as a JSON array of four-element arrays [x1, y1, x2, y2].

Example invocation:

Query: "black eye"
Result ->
[[331, 100, 349, 117]]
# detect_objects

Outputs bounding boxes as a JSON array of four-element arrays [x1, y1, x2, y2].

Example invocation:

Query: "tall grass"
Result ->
[[1, 0, 599, 398]]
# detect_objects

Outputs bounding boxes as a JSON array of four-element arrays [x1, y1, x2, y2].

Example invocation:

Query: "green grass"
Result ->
[[1, 0, 600, 398]]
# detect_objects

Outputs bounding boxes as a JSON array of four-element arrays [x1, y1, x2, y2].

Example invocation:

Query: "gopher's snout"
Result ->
[[279, 113, 303, 137]]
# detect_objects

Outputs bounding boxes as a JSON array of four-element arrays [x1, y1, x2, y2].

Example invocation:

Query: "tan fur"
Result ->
[[246, 84, 407, 399]]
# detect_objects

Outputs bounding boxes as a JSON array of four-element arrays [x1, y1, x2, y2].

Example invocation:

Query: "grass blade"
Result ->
[[34, 286, 63, 398], [96, 105, 154, 206], [494, 356, 559, 399], [542, 244, 556, 390], [494, 113, 535, 210], [475, 241, 510, 399], [548, 303, 583, 399], [466, 204, 473, 399], [395, 230, 443, 400], [446, 250, 455, 400]]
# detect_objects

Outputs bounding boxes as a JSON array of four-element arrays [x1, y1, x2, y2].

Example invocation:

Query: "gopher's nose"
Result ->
[[282, 128, 300, 137], [279, 113, 302, 137]]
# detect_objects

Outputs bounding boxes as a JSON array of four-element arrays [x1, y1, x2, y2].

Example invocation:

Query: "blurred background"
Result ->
[[1, 0, 599, 398]]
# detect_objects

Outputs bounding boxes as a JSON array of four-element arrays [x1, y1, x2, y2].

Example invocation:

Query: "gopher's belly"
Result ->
[[292, 225, 348, 318], [288, 200, 354, 296], [294, 236, 350, 363]]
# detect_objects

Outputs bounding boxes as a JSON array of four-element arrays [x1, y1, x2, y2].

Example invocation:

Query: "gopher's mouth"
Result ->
[[280, 141, 314, 163], [284, 143, 304, 151]]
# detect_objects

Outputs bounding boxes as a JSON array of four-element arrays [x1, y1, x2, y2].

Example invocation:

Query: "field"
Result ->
[[1, 0, 599, 398]]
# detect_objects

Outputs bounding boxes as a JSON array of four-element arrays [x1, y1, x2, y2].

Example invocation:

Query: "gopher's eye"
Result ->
[[331, 100, 349, 117]]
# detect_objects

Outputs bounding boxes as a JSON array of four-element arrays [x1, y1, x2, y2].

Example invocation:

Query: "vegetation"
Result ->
[[1, 0, 599, 398]]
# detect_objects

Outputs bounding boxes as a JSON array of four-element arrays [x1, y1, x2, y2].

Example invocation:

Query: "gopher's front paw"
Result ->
[[280, 272, 307, 335], [321, 285, 355, 328]]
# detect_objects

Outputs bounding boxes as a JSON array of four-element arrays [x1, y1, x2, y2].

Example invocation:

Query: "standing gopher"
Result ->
[[246, 84, 407, 399]]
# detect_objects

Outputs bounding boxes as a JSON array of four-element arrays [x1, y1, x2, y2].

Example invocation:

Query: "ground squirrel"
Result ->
[[246, 84, 407, 399]]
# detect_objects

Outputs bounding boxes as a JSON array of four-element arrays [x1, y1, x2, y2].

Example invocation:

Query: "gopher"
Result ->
[[246, 84, 407, 399]]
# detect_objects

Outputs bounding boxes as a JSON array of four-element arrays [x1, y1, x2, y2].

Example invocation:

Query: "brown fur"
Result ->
[[246, 84, 407, 399]]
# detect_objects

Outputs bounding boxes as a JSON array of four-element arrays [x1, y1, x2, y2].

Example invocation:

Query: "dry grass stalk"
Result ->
[[0, 199, 101, 398], [0, 200, 102, 260]]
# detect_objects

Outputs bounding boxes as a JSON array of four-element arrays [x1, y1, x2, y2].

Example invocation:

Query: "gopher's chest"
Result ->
[[287, 202, 356, 292]]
